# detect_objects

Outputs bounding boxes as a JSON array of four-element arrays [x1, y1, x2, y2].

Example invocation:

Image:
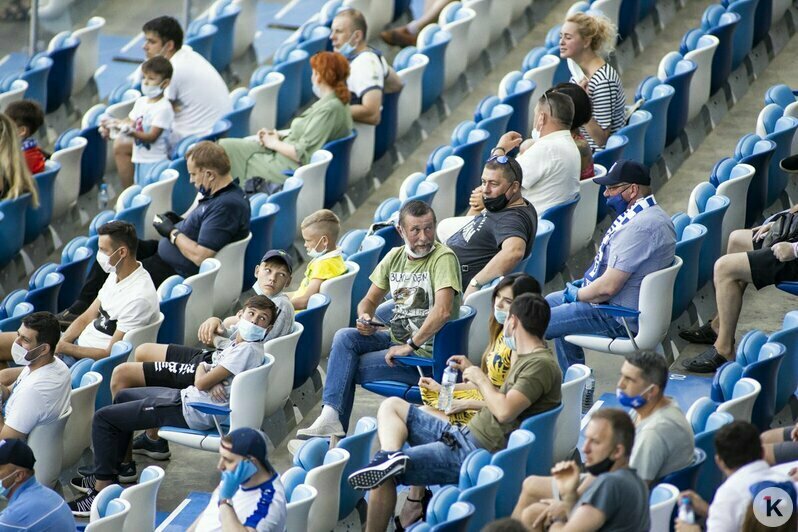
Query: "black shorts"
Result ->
[[747, 246, 798, 289], [141, 344, 214, 389]]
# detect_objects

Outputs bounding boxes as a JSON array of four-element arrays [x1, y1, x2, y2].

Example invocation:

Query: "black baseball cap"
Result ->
[[223, 428, 271, 470], [260, 249, 294, 275], [0, 439, 35, 469], [594, 160, 651, 187]]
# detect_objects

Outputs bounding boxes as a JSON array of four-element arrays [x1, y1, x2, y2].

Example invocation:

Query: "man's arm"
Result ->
[[357, 284, 389, 318], [549, 505, 606, 531], [409, 287, 455, 345], [172, 232, 217, 267], [60, 298, 102, 344], [575, 268, 631, 304], [0, 425, 27, 441], [464, 236, 526, 296], [57, 328, 126, 361], [383, 66, 403, 94], [351, 90, 383, 125], [290, 279, 324, 311], [471, 380, 532, 424], [219, 503, 255, 531], [194, 363, 234, 392]]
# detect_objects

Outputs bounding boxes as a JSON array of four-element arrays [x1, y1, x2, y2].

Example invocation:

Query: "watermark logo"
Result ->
[[752, 486, 794, 527]]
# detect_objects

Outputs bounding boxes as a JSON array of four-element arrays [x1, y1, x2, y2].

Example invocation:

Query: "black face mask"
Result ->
[[585, 455, 615, 476], [483, 186, 516, 212]]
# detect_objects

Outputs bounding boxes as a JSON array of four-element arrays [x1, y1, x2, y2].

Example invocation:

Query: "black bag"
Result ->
[[243, 176, 283, 199], [763, 211, 798, 248]]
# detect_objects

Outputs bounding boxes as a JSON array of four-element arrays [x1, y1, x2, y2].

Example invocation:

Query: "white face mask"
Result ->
[[252, 282, 265, 296], [312, 82, 323, 99], [308, 237, 327, 259], [96, 248, 122, 274], [11, 341, 44, 366], [141, 83, 164, 98], [404, 242, 434, 259]]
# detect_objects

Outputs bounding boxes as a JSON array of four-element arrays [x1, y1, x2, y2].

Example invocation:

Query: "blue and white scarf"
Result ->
[[584, 195, 658, 284], [21, 136, 38, 152]]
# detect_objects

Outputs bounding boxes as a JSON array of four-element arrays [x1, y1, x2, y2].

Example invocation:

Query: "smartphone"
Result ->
[[358, 317, 385, 327]]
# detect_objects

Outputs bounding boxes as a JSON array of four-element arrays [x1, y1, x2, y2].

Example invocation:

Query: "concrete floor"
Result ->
[[3, 0, 798, 528]]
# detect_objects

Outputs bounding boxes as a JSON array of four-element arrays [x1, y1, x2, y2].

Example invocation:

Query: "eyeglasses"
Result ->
[[605, 183, 632, 192], [487, 154, 521, 183]]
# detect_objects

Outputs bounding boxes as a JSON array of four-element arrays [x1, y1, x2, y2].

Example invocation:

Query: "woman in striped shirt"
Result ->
[[559, 12, 626, 151]]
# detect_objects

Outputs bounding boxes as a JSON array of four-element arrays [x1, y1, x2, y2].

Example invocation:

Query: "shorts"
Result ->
[[748, 246, 798, 289], [773, 427, 798, 464], [398, 405, 483, 486], [142, 344, 213, 388]]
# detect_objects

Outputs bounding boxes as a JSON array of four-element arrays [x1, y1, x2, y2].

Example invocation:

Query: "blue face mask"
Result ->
[[503, 324, 516, 351], [493, 306, 508, 325], [0, 471, 19, 499], [616, 384, 653, 409], [237, 318, 268, 342], [336, 34, 357, 58], [606, 189, 630, 215], [198, 185, 210, 196]]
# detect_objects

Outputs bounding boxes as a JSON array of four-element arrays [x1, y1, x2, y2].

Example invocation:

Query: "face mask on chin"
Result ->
[[141, 83, 164, 98], [404, 242, 433, 259], [483, 184, 517, 212], [11, 342, 45, 366], [585, 454, 615, 476]]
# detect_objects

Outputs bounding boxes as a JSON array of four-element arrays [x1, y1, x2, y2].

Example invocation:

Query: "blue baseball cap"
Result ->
[[594, 160, 651, 187], [224, 428, 271, 470], [260, 249, 294, 275]]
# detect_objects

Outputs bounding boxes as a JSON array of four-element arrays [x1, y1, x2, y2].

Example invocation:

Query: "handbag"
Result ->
[[762, 211, 798, 248]]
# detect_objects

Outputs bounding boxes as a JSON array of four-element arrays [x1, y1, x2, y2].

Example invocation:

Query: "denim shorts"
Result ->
[[398, 405, 483, 486]]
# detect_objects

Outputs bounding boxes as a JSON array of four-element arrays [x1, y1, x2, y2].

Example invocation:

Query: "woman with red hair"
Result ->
[[220, 51, 353, 185]]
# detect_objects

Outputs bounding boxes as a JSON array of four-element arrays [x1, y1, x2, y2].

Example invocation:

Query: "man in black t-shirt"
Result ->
[[446, 155, 537, 297]]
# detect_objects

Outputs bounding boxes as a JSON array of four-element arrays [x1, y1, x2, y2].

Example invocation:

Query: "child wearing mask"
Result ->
[[100, 55, 175, 189], [289, 209, 346, 311], [5, 100, 46, 174]]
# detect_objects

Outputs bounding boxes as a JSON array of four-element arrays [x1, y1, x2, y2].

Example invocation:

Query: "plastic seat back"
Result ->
[[498, 70, 536, 137], [671, 222, 707, 319], [92, 341, 133, 409], [395, 50, 429, 137], [207, 1, 241, 71], [520, 403, 564, 476], [304, 448, 350, 532], [555, 364, 591, 461], [717, 377, 761, 422], [540, 194, 580, 282], [450, 128, 490, 214], [183, 258, 222, 343], [0, 193, 32, 268], [769, 313, 798, 414], [157, 280, 192, 345], [51, 134, 87, 220], [456, 464, 503, 531], [0, 79, 28, 112], [427, 155, 463, 221], [727, 0, 757, 70], [19, 55, 53, 110], [337, 416, 378, 519], [23, 160, 59, 244], [85, 498, 130, 532], [523, 219, 554, 286], [319, 261, 360, 354], [286, 484, 317, 532], [491, 429, 535, 518], [347, 235, 385, 325], [118, 466, 165, 532], [463, 280, 498, 364], [649, 484, 679, 532], [375, 88, 402, 160], [659, 449, 706, 492], [43, 33, 79, 112], [266, 177, 303, 250], [293, 297, 329, 392], [691, 193, 730, 288], [63, 371, 102, 469], [322, 130, 357, 208], [736, 137, 776, 226], [263, 322, 303, 418], [249, 70, 284, 131], [244, 202, 279, 292], [224, 87, 255, 138], [639, 83, 675, 167], [28, 406, 71, 487], [416, 24, 451, 111], [592, 134, 628, 169], [570, 176, 601, 255], [616, 110, 652, 164], [185, 21, 218, 62]]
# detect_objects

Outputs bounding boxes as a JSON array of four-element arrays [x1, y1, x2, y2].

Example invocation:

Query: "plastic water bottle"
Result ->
[[97, 184, 109, 211], [438, 362, 458, 412], [582, 371, 595, 415], [678, 496, 695, 524]]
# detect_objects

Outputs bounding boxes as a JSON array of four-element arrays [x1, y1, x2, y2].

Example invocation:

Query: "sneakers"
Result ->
[[68, 489, 98, 517], [296, 418, 345, 440], [70, 473, 96, 494], [71, 462, 137, 493], [680, 347, 729, 373], [287, 439, 305, 456], [133, 432, 171, 460], [348, 451, 409, 490], [678, 321, 718, 345], [380, 27, 417, 47]]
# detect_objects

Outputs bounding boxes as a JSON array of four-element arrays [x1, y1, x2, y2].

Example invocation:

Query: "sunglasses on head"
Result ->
[[487, 154, 521, 183]]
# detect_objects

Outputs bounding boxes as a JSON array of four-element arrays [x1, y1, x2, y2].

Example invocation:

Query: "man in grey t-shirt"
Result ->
[[518, 409, 650, 531], [544, 161, 676, 370]]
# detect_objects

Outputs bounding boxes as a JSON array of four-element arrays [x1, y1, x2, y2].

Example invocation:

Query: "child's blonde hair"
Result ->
[[565, 12, 618, 58], [0, 113, 39, 207], [301, 209, 341, 241]]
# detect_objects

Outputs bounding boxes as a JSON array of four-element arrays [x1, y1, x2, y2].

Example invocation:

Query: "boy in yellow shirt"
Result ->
[[289, 209, 347, 311]]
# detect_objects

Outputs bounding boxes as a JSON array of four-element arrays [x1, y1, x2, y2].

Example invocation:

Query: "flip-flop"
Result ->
[[680, 347, 729, 373]]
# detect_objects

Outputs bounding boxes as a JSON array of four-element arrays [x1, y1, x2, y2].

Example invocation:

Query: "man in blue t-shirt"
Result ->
[[59, 141, 250, 322], [0, 438, 76, 531]]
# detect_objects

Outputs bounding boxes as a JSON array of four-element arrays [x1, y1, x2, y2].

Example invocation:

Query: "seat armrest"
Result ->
[[282, 170, 295, 177], [593, 305, 641, 318], [186, 402, 231, 416], [394, 356, 433, 368]]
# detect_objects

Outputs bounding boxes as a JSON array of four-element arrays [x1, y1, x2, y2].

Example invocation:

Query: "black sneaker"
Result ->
[[348, 451, 408, 490], [69, 489, 98, 517], [70, 474, 96, 494], [133, 432, 171, 460], [680, 347, 729, 373], [678, 321, 718, 345], [118, 461, 138, 484]]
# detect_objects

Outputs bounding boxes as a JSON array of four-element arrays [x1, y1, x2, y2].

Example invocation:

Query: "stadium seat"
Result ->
[[346, 235, 385, 325], [488, 0, 512, 42], [435, 123, 490, 214], [114, 466, 165, 532], [56, 236, 94, 311], [249, 71, 285, 131], [681, 35, 719, 121], [286, 484, 317, 532], [0, 192, 31, 269], [263, 323, 303, 420], [417, 24, 451, 111], [592, 134, 627, 170], [752, 0, 772, 47], [322, 130, 357, 208], [50, 134, 86, 220], [293, 293, 331, 389], [374, 87, 401, 160], [336, 417, 378, 519], [439, 2, 476, 89], [569, 172, 602, 255], [659, 448, 706, 491], [107, 187, 152, 239], [295, 150, 333, 226], [232, 0, 257, 58], [0, 297, 33, 332], [157, 276, 192, 345], [709, 160, 754, 251], [23, 160, 59, 244], [733, 135, 776, 226], [473, 97, 514, 161], [41, 32, 80, 113], [669, 220, 707, 319], [0, 79, 29, 112], [522, 219, 554, 286], [267, 177, 303, 251], [138, 169, 180, 240], [91, 340, 133, 409], [522, 52, 561, 132], [765, 84, 798, 121], [293, 22, 333, 105], [520, 403, 564, 476], [16, 55, 53, 111], [649, 483, 679, 532], [213, 233, 252, 316], [205, 0, 241, 72], [463, 279, 499, 364], [683, 184, 729, 288], [71, 16, 104, 91], [122, 312, 164, 359], [59, 106, 107, 194], [86, 498, 130, 532], [185, 21, 218, 62], [319, 261, 360, 354], [540, 194, 580, 282], [615, 111, 651, 165], [454, 459, 503, 532], [555, 364, 591, 461], [427, 154, 464, 221], [686, 401, 735, 501], [655, 56, 697, 145], [27, 407, 71, 488], [250, 47, 308, 128], [726, 0, 757, 70], [244, 199, 279, 292], [498, 71, 535, 138], [564, 257, 682, 355], [394, 48, 429, 137], [63, 371, 102, 469], [22, 264, 65, 313], [637, 82, 675, 167], [463, 0, 491, 65], [716, 377, 762, 422], [768, 311, 798, 415], [350, 122, 376, 183], [159, 353, 276, 451], [409, 500, 475, 531], [492, 429, 535, 518], [755, 105, 798, 206], [224, 87, 255, 138], [183, 258, 222, 343]]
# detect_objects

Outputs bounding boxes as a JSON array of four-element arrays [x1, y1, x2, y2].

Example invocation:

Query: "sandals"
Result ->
[[678, 321, 718, 345], [393, 488, 433, 531], [680, 347, 729, 373]]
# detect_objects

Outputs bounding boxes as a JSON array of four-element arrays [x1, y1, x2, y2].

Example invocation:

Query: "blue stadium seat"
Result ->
[[687, 403, 734, 501], [686, 183, 730, 288], [659, 448, 706, 491], [544, 26, 571, 85], [336, 417, 378, 519], [733, 135, 776, 226], [416, 24, 451, 111], [224, 88, 255, 138], [637, 81, 675, 167], [498, 71, 535, 138], [250, 47, 309, 128], [295, 21, 333, 105], [473, 96, 514, 161], [57, 236, 94, 312], [18, 55, 53, 110], [455, 458, 503, 532], [520, 404, 564, 476], [207, 0, 241, 72], [618, 0, 641, 39], [726, 0, 757, 70], [491, 429, 535, 518], [616, 111, 651, 165], [23, 160, 60, 244], [57, 105, 107, 194], [42, 32, 80, 113], [431, 122, 490, 214], [752, 0, 772, 47], [293, 293, 331, 389], [157, 276, 192, 345], [0, 294, 34, 333], [592, 134, 628, 170], [518, 219, 554, 286], [669, 219, 707, 319], [346, 235, 385, 326], [24, 263, 65, 313], [756, 105, 798, 206], [656, 57, 697, 145], [322, 130, 357, 208], [92, 341, 134, 409], [540, 195, 580, 283], [768, 312, 798, 415], [374, 88, 401, 160], [168, 135, 199, 214], [185, 21, 218, 62], [0, 193, 32, 269], [112, 189, 153, 239], [266, 177, 303, 251], [243, 197, 279, 292]]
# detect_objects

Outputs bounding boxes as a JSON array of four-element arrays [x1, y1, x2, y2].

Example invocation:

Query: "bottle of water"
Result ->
[[678, 496, 695, 524], [97, 183, 109, 211], [438, 362, 458, 412], [582, 370, 595, 415]]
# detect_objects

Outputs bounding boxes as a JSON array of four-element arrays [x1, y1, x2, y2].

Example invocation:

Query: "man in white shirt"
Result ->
[[113, 15, 231, 183], [189, 428, 287, 532], [0, 312, 70, 440], [678, 421, 795, 531], [490, 90, 581, 215]]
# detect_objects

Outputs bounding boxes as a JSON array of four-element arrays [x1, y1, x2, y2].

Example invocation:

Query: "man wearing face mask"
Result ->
[[446, 155, 537, 298], [490, 91, 581, 215], [517, 409, 650, 531], [57, 142, 249, 324], [0, 313, 70, 442], [544, 160, 676, 370], [0, 439, 75, 530], [68, 295, 275, 515], [297, 200, 462, 439], [190, 428, 287, 531]]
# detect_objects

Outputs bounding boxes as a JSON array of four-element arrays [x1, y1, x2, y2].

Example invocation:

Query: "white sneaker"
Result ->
[[287, 439, 305, 456], [296, 418, 345, 440]]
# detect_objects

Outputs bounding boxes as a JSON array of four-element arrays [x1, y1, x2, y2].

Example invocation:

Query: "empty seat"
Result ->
[[655, 56, 697, 145], [726, 0, 757, 70], [183, 258, 222, 342], [213, 234, 252, 316], [0, 296, 34, 332], [649, 484, 679, 532], [540, 195, 580, 282], [0, 79, 29, 112], [50, 134, 87, 220], [293, 293, 331, 389], [554, 364, 591, 461], [426, 154, 464, 221], [569, 173, 601, 255], [24, 160, 60, 244], [57, 236, 94, 311], [295, 150, 333, 226], [637, 81, 675, 167], [42, 32, 80, 113], [755, 104, 798, 206], [669, 220, 707, 319], [520, 403, 564, 476], [249, 71, 285, 131], [683, 183, 730, 288], [72, 16, 105, 91], [439, 2, 476, 89], [157, 276, 193, 345], [224, 87, 256, 138], [709, 160, 754, 251], [463, 0, 491, 64], [319, 261, 360, 354], [498, 71, 536, 138], [473, 96, 514, 161], [616, 110, 651, 165], [322, 130, 357, 208], [416, 24, 451, 111], [244, 199, 279, 292], [686, 399, 734, 501], [733, 134, 776, 226], [186, 21, 218, 62], [28, 406, 71, 487], [394, 48, 429, 137], [266, 177, 303, 251], [250, 47, 308, 128]]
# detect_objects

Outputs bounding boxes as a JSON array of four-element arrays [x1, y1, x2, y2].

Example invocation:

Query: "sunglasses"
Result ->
[[487, 154, 521, 183]]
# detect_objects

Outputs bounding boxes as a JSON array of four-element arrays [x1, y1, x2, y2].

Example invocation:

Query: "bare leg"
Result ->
[[521, 502, 550, 531], [113, 136, 134, 189], [366, 482, 398, 532], [418, 405, 449, 421], [0, 332, 15, 362], [712, 253, 752, 358], [397, 485, 428, 528], [134, 343, 169, 363], [110, 363, 146, 397], [512, 476, 554, 520]]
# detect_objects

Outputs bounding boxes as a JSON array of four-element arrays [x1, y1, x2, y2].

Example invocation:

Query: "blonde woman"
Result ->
[[559, 12, 626, 150], [0, 113, 39, 208]]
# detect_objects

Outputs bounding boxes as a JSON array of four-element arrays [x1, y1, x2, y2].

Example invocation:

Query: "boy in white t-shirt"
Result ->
[[101, 56, 175, 189]]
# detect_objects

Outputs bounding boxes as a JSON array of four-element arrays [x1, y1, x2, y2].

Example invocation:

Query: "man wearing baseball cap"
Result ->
[[543, 160, 676, 371], [190, 428, 287, 531], [250, 250, 296, 338], [0, 438, 75, 530]]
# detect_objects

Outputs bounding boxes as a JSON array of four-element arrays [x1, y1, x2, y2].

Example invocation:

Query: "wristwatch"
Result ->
[[406, 337, 421, 351], [170, 229, 181, 245], [469, 278, 482, 289]]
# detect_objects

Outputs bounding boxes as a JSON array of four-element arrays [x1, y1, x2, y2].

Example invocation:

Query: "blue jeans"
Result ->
[[545, 290, 629, 371], [322, 329, 425, 431], [398, 405, 482, 486]]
